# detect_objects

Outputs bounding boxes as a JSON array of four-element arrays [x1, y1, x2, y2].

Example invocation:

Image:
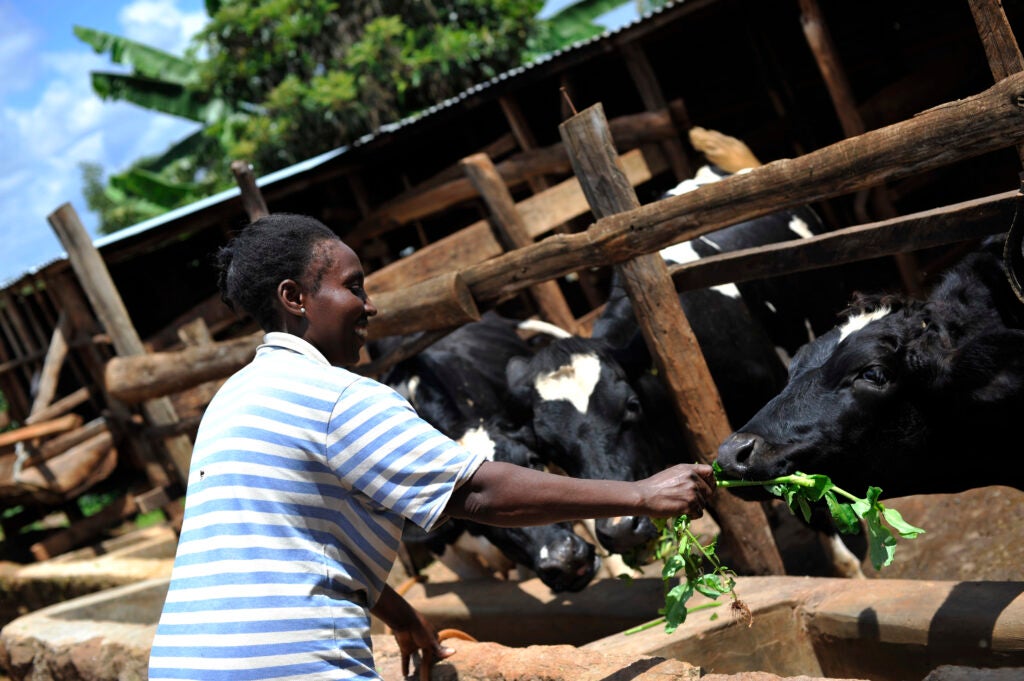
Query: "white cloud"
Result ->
[[120, 0, 207, 55], [0, 0, 206, 283]]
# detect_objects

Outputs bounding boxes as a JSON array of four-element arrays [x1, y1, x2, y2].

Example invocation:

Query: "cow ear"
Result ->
[[950, 330, 1024, 404]]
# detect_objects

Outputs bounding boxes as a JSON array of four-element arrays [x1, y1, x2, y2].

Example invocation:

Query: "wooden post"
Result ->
[[461, 153, 578, 332], [798, 0, 923, 297], [29, 311, 70, 417], [498, 96, 551, 193], [47, 203, 190, 486], [620, 42, 693, 183], [969, 0, 1024, 167], [230, 160, 269, 222], [559, 103, 785, 576]]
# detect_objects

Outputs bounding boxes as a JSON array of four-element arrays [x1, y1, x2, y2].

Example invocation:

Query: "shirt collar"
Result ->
[[259, 332, 332, 366]]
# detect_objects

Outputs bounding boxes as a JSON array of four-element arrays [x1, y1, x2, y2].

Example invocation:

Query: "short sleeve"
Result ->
[[325, 377, 484, 532]]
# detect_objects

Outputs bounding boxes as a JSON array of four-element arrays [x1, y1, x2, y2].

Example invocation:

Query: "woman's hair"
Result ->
[[216, 213, 340, 331]]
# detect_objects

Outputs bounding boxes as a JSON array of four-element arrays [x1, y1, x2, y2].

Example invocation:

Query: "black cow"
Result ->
[[717, 236, 1024, 498], [380, 313, 601, 592]]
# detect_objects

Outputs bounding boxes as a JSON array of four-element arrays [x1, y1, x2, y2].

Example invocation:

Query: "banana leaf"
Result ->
[[74, 26, 197, 85], [109, 168, 201, 208], [89, 72, 213, 122]]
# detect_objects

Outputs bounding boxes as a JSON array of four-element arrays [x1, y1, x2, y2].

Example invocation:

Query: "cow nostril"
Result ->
[[718, 432, 761, 472]]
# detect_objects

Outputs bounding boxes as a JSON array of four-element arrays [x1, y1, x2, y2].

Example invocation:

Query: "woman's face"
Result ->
[[300, 239, 377, 367]]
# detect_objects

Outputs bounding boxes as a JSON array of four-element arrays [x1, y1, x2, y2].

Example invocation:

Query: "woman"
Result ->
[[148, 213, 715, 681]]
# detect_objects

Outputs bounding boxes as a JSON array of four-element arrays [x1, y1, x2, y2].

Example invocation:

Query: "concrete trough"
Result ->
[[2, 572, 1022, 681]]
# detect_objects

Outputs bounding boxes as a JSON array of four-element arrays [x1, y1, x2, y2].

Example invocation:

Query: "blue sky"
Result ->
[[0, 0, 205, 284], [0, 0, 641, 285]]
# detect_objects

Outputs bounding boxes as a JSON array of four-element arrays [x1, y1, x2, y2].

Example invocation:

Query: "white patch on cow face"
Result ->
[[838, 306, 891, 342], [787, 215, 815, 239], [659, 240, 741, 300], [458, 425, 496, 461], [534, 353, 602, 414]]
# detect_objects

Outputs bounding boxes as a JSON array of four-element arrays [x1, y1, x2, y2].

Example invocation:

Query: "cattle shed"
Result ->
[[2, 0, 1024, 563]]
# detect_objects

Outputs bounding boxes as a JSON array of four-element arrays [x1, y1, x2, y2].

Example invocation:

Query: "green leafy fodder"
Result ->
[[626, 466, 924, 636], [715, 465, 926, 570]]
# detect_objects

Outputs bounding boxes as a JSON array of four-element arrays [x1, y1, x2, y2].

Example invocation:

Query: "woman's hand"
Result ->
[[638, 463, 716, 518], [391, 608, 455, 681]]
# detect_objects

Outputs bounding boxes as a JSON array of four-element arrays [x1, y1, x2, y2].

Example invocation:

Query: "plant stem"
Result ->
[[716, 474, 815, 489], [623, 602, 722, 635], [716, 474, 863, 504]]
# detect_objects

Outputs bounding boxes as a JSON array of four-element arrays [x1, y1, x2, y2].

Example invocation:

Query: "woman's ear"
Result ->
[[277, 279, 305, 318]]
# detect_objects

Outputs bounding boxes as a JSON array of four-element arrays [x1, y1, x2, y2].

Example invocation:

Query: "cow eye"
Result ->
[[860, 365, 889, 386], [623, 396, 643, 424]]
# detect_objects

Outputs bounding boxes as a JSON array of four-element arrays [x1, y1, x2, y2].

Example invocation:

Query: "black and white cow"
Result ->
[[660, 164, 846, 357], [501, 164, 859, 562], [380, 313, 602, 592], [506, 253, 790, 556], [717, 236, 1024, 498]]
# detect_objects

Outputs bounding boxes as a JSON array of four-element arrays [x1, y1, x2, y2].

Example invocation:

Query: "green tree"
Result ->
[[77, 1, 652, 232], [74, 25, 235, 233], [194, 0, 548, 172]]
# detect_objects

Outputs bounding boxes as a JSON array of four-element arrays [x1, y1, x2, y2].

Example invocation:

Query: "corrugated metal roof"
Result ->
[[6, 1, 686, 287]]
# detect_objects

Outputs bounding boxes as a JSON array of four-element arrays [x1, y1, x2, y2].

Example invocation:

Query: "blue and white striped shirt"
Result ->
[[149, 333, 484, 680]]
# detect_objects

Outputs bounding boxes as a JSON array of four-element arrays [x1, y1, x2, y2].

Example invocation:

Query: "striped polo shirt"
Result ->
[[148, 332, 485, 680]]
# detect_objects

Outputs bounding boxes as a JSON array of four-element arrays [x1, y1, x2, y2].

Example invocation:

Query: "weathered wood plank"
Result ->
[[668, 189, 1020, 292], [366, 148, 658, 295]]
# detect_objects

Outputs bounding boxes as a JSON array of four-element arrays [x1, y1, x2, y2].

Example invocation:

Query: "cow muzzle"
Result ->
[[595, 515, 658, 554]]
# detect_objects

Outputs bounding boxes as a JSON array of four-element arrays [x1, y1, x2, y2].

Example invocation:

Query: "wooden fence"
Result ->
[[2, 0, 1021, 567]]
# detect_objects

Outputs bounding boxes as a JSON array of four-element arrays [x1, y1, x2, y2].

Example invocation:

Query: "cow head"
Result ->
[[459, 420, 600, 592], [717, 277, 1024, 498], [506, 337, 667, 554]]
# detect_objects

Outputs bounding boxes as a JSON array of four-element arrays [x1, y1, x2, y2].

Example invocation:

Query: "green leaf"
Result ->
[[90, 72, 212, 122], [662, 553, 685, 580], [663, 581, 694, 633], [109, 168, 200, 208], [881, 507, 926, 539], [693, 573, 733, 599], [824, 492, 861, 535], [74, 26, 197, 84]]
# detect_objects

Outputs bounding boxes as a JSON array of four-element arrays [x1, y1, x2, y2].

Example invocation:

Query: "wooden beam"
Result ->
[[461, 153, 577, 332], [620, 42, 692, 182], [353, 107, 683, 239], [28, 312, 70, 418], [366, 148, 662, 295], [0, 413, 83, 449], [230, 160, 269, 221], [798, 0, 922, 296], [47, 203, 187, 487], [668, 189, 1019, 292], [559, 102, 785, 576], [24, 386, 91, 426], [367, 271, 480, 339], [464, 71, 1024, 303], [969, 0, 1024, 167], [499, 95, 550, 193]]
